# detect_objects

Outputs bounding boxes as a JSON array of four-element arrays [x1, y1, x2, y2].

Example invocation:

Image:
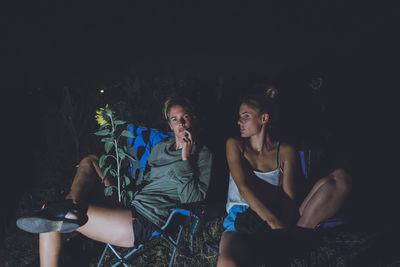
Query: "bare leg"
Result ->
[[65, 154, 108, 205], [39, 154, 134, 267], [217, 231, 258, 267], [297, 168, 352, 229], [39, 206, 134, 267], [77, 205, 134, 247], [39, 232, 61, 267], [217, 232, 238, 267]]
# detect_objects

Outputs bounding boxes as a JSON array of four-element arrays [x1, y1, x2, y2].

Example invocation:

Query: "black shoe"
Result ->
[[16, 199, 87, 234]]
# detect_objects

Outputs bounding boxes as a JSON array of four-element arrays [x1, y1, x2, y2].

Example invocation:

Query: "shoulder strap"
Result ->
[[276, 142, 281, 170], [277, 142, 283, 186]]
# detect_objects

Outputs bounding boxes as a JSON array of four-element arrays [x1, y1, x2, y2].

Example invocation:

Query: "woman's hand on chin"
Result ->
[[182, 130, 193, 160]]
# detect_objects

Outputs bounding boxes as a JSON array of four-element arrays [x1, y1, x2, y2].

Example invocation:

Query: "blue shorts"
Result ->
[[223, 205, 249, 232]]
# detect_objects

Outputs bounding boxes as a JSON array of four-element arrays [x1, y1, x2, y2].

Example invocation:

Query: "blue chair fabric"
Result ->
[[127, 124, 174, 171]]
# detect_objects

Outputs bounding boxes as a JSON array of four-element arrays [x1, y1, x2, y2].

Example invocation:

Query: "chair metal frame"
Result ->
[[97, 208, 198, 267]]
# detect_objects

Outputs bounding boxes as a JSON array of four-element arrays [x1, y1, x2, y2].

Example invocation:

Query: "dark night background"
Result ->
[[2, 1, 399, 262]]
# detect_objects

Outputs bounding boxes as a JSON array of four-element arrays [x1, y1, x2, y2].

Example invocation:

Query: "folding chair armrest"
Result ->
[[170, 208, 192, 216], [178, 201, 205, 210], [177, 201, 207, 218], [161, 209, 192, 231]]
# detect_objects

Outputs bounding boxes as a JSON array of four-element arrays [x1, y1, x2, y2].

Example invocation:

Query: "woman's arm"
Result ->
[[168, 148, 213, 204], [226, 137, 285, 229]]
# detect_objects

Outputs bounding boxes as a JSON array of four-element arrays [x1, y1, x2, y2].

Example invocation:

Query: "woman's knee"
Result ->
[[218, 232, 233, 256], [78, 154, 105, 181], [79, 154, 99, 166], [330, 168, 352, 194], [218, 232, 259, 265], [218, 232, 243, 259]]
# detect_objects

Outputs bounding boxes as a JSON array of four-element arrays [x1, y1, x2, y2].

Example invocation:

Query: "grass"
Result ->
[[2, 172, 400, 267], [91, 216, 224, 267]]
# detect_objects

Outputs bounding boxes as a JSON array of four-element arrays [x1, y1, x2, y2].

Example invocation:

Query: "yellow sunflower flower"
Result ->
[[95, 104, 109, 126]]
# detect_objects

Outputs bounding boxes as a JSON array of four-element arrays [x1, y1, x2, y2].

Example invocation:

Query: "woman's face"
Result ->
[[237, 103, 267, 138], [168, 104, 193, 138]]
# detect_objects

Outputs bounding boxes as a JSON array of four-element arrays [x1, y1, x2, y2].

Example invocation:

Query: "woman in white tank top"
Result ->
[[217, 91, 352, 267]]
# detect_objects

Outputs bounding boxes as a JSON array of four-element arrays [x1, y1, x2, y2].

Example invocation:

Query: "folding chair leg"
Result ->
[[122, 244, 143, 261], [167, 225, 184, 267], [98, 208, 195, 266], [98, 243, 133, 267], [111, 244, 143, 267], [97, 244, 110, 267], [112, 261, 129, 267], [190, 234, 193, 254]]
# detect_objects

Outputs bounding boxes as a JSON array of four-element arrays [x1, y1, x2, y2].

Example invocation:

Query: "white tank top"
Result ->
[[226, 143, 282, 213]]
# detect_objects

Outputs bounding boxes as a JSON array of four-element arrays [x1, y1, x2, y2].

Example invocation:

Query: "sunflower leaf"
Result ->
[[124, 175, 131, 186], [114, 120, 126, 125], [110, 169, 117, 177], [127, 190, 134, 200], [99, 123, 110, 129], [105, 142, 113, 153], [121, 130, 135, 138], [118, 149, 126, 160], [103, 165, 112, 178], [94, 129, 110, 136], [124, 152, 136, 162], [105, 109, 113, 117], [104, 187, 113, 196], [101, 137, 113, 143], [99, 154, 107, 168]]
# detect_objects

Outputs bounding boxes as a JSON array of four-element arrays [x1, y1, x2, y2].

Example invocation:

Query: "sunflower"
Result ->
[[95, 104, 109, 126]]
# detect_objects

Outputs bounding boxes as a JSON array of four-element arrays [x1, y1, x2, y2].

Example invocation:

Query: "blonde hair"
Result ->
[[163, 96, 195, 121]]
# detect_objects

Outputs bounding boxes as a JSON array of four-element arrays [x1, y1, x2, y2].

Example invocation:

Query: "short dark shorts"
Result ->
[[131, 208, 159, 247]]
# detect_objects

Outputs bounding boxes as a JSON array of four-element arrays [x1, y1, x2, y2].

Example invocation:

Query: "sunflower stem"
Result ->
[[110, 116, 122, 203], [115, 139, 121, 202], [96, 105, 127, 204]]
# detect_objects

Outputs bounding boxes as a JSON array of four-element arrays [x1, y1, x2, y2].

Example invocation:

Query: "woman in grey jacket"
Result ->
[[16, 96, 213, 267]]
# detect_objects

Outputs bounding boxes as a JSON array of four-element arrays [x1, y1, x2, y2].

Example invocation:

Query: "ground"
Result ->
[[2, 172, 400, 267]]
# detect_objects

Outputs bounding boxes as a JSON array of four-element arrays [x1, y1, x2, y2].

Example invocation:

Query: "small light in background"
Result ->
[[99, 89, 105, 94]]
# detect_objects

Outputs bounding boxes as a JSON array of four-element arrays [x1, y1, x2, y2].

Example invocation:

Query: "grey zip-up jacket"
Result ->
[[131, 137, 213, 227]]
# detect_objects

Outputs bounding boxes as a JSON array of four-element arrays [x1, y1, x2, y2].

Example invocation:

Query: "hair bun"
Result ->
[[265, 87, 279, 101]]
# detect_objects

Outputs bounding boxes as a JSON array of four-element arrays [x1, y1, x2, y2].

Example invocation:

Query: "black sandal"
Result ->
[[16, 199, 88, 233]]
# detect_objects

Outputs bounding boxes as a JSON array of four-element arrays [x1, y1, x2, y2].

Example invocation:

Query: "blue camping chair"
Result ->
[[97, 208, 199, 267], [97, 125, 202, 267]]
